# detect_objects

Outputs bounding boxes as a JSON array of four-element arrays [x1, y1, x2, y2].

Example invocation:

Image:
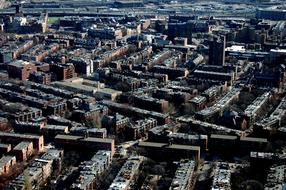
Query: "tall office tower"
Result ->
[[208, 35, 226, 66]]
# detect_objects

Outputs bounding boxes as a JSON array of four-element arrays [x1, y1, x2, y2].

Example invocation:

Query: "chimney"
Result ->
[[15, 4, 20, 14]]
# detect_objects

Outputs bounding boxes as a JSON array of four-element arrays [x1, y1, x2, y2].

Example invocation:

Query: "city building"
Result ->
[[169, 160, 196, 190], [208, 35, 226, 66], [71, 150, 112, 190], [0, 155, 16, 176], [11, 141, 33, 161], [108, 156, 144, 190], [7, 60, 37, 80]]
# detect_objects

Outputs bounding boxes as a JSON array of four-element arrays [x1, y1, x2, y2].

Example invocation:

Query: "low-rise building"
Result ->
[[54, 135, 115, 156], [70, 127, 107, 138], [244, 92, 271, 123], [0, 143, 11, 155], [264, 165, 286, 190], [138, 141, 200, 161], [7, 149, 64, 189], [209, 134, 238, 152], [240, 137, 268, 152], [169, 160, 196, 190], [0, 155, 16, 176], [108, 156, 144, 190], [11, 141, 33, 161], [189, 95, 207, 111], [0, 132, 44, 151], [7, 60, 37, 80], [211, 162, 231, 190], [126, 118, 157, 140], [101, 100, 170, 125], [71, 150, 112, 190]]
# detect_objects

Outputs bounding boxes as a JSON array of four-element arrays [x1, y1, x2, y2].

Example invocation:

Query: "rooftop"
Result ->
[[13, 141, 32, 151]]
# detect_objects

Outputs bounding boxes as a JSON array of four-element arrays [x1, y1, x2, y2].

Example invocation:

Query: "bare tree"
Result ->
[[23, 171, 32, 190]]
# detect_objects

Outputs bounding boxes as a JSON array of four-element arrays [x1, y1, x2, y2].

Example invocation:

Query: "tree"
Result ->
[[114, 82, 131, 92], [179, 103, 194, 115], [168, 103, 176, 115], [152, 165, 165, 175], [85, 114, 102, 128], [238, 180, 263, 190], [23, 171, 32, 190]]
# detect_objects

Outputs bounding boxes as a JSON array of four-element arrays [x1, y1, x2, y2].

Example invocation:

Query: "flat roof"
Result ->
[[210, 134, 238, 140], [270, 49, 286, 53], [55, 134, 82, 141], [138, 141, 166, 148], [138, 141, 200, 151], [169, 144, 200, 151], [240, 137, 268, 143], [45, 125, 69, 130], [53, 81, 95, 92], [0, 155, 15, 166], [0, 143, 10, 149], [82, 137, 114, 143], [96, 88, 122, 95], [0, 132, 43, 140], [13, 141, 32, 150], [55, 135, 114, 143], [8, 60, 31, 67]]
